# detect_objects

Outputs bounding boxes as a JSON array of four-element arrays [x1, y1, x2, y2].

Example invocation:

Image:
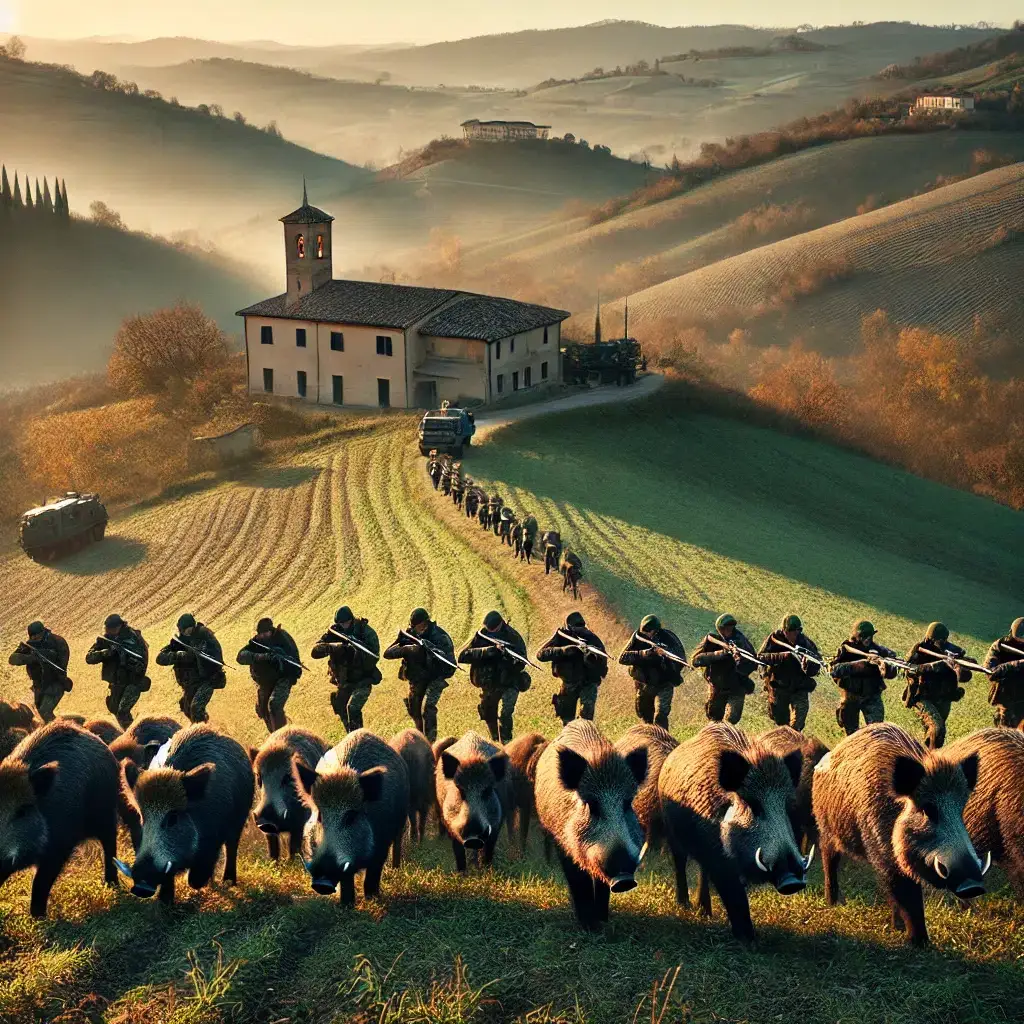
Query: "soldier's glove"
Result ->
[[253, 652, 272, 663], [174, 651, 192, 664], [799, 656, 809, 673], [478, 646, 501, 661]]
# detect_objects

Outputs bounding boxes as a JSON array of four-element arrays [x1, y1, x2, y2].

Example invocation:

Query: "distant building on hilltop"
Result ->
[[913, 93, 976, 114], [237, 188, 570, 409], [460, 119, 552, 141]]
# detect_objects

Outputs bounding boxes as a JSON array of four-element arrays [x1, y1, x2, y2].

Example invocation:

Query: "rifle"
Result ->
[[171, 635, 235, 671], [634, 633, 691, 669], [23, 642, 68, 677], [914, 646, 991, 675], [96, 635, 145, 661], [476, 630, 540, 669], [250, 638, 308, 672], [769, 637, 828, 671], [999, 640, 1024, 660], [327, 626, 380, 661], [707, 634, 767, 668], [556, 629, 609, 660], [840, 643, 911, 672], [399, 628, 464, 672]]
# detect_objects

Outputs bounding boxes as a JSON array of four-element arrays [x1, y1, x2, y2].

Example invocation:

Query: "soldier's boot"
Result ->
[[105, 692, 119, 717], [498, 715, 514, 744], [116, 708, 134, 729], [330, 690, 350, 731], [635, 689, 653, 724], [422, 703, 439, 744], [348, 706, 364, 730], [578, 697, 595, 722]]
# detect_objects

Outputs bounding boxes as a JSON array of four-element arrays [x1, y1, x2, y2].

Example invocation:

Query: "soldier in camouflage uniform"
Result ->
[[758, 614, 821, 731], [458, 610, 529, 743], [465, 485, 481, 520], [8, 621, 71, 722], [311, 606, 381, 732], [691, 613, 757, 724], [902, 622, 974, 749], [829, 620, 897, 736], [542, 530, 562, 575], [619, 614, 687, 729], [383, 607, 457, 742], [236, 617, 302, 733], [155, 613, 226, 723], [451, 467, 466, 510], [86, 614, 150, 728], [489, 495, 504, 536], [521, 515, 539, 564], [985, 617, 1024, 727], [427, 451, 442, 490], [537, 611, 608, 725]]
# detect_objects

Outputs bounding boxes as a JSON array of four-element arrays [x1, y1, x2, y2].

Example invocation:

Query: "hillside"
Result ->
[[0, 213, 269, 386]]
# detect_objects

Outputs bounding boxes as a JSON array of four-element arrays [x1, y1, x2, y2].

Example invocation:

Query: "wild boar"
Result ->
[[504, 732, 548, 851], [122, 724, 254, 904], [389, 729, 434, 842], [84, 719, 123, 745], [0, 721, 131, 917], [760, 725, 829, 853], [659, 722, 808, 941], [251, 726, 329, 861], [431, 736, 458, 837], [295, 729, 409, 905], [436, 731, 512, 872], [614, 724, 678, 850], [111, 716, 182, 788], [0, 700, 37, 732], [534, 720, 648, 931], [813, 722, 985, 945], [0, 728, 30, 762]]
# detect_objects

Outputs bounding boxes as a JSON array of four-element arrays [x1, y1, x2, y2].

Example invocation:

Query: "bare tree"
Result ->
[[89, 200, 125, 230], [1, 36, 26, 60]]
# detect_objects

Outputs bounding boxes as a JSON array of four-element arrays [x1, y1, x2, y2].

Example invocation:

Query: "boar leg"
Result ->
[[519, 802, 531, 851], [29, 857, 64, 918], [265, 833, 281, 862], [339, 873, 357, 907], [594, 879, 611, 923], [558, 850, 600, 931], [888, 875, 928, 947], [364, 857, 386, 900], [670, 848, 691, 909], [483, 833, 500, 868], [187, 850, 219, 890], [158, 874, 176, 905], [822, 842, 843, 906], [223, 840, 239, 886], [708, 868, 756, 942], [287, 829, 303, 861], [451, 839, 468, 873], [697, 867, 713, 918], [100, 820, 118, 886]]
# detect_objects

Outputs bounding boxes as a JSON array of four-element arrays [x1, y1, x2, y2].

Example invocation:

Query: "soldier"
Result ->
[[511, 520, 524, 558], [236, 617, 302, 733], [619, 614, 687, 729], [902, 621, 974, 749], [478, 492, 491, 530], [521, 514, 538, 564], [458, 610, 530, 743], [427, 451, 442, 490], [985, 617, 1024, 726], [537, 611, 608, 725], [499, 507, 516, 547], [8, 621, 71, 722], [542, 530, 562, 575], [451, 467, 466, 510], [829, 619, 898, 736], [465, 485, 480, 520], [489, 494, 504, 536], [310, 605, 381, 732], [691, 613, 758, 724], [758, 613, 821, 731], [383, 607, 457, 742], [561, 549, 583, 599], [85, 614, 150, 728], [440, 456, 454, 497], [155, 613, 227, 723]]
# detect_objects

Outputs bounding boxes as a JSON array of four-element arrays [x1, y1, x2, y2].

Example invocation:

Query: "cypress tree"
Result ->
[[25, 179, 33, 209], [1, 165, 10, 208], [593, 291, 602, 344], [34, 179, 43, 208], [53, 176, 64, 215], [13, 171, 22, 206], [61, 178, 69, 217], [42, 177, 53, 213]]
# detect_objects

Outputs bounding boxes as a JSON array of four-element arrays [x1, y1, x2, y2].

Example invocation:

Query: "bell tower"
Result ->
[[281, 182, 334, 307]]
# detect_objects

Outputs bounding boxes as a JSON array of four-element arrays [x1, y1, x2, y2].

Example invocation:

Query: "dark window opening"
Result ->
[[263, 368, 274, 393], [332, 375, 343, 405], [260, 325, 273, 345], [543, 326, 549, 345], [376, 335, 393, 357], [510, 338, 515, 354], [496, 373, 504, 394], [297, 370, 307, 397], [296, 234, 305, 259], [512, 370, 519, 392], [495, 341, 501, 359], [330, 331, 344, 351], [524, 366, 532, 387], [541, 360, 549, 380], [377, 378, 390, 408], [296, 328, 307, 348]]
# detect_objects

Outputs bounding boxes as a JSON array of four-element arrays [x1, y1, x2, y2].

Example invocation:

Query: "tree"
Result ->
[[233, 110, 247, 124], [90, 200, 125, 230], [1, 35, 26, 60], [108, 304, 229, 398]]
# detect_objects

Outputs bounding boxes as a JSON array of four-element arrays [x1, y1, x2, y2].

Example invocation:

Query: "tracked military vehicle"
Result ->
[[418, 401, 476, 457], [562, 338, 642, 386], [19, 492, 108, 561]]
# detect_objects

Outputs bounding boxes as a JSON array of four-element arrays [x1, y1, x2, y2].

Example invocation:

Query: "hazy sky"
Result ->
[[0, 0, 1014, 45]]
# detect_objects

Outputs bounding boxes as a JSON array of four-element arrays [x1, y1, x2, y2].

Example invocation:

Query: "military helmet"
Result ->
[[781, 614, 802, 632], [27, 620, 45, 638], [334, 606, 353, 624], [565, 611, 586, 629], [852, 619, 876, 639], [256, 617, 274, 634], [177, 613, 196, 632], [640, 614, 661, 633], [1011, 617, 1024, 639], [483, 610, 503, 630], [715, 613, 737, 632], [104, 613, 124, 630], [410, 607, 430, 627], [926, 621, 949, 642]]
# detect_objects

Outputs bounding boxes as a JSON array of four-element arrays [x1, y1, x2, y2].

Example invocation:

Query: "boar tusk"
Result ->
[[933, 855, 949, 880], [342, 861, 351, 873], [755, 847, 769, 873], [638, 841, 649, 864], [982, 850, 993, 876], [164, 860, 173, 875], [803, 845, 816, 871], [114, 858, 133, 879]]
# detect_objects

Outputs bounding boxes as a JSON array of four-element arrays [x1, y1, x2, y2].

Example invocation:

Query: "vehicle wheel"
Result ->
[[93, 523, 106, 541]]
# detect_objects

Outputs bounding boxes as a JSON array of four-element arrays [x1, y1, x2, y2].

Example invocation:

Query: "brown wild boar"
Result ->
[[389, 729, 434, 842], [0, 728, 30, 762], [436, 732, 513, 871], [0, 721, 135, 917], [659, 723, 809, 941], [121, 724, 254, 904], [84, 719, 123, 745], [112, 717, 182, 788], [534, 720, 648, 931], [431, 736, 458, 837], [295, 729, 410, 905], [251, 726, 329, 861], [614, 724, 678, 849], [945, 728, 1020, 892], [0, 700, 37, 732], [504, 732, 548, 851], [760, 725, 829, 853], [812, 722, 985, 946]]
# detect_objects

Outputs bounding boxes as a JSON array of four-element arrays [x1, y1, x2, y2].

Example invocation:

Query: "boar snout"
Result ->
[[255, 811, 280, 835], [603, 844, 640, 892], [311, 876, 338, 895], [933, 850, 985, 899], [755, 847, 807, 895]]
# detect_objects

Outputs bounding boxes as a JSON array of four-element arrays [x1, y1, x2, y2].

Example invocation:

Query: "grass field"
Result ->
[[2, 391, 1024, 1023]]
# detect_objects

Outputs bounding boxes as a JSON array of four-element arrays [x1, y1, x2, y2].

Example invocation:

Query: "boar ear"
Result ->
[[624, 746, 648, 788], [123, 760, 140, 791], [488, 753, 508, 782], [718, 750, 751, 793], [557, 747, 589, 792], [293, 758, 318, 795], [248, 746, 260, 765], [782, 750, 803, 790], [892, 756, 926, 797], [958, 752, 979, 792], [441, 751, 460, 780], [182, 763, 215, 802], [358, 766, 386, 802], [29, 761, 59, 798]]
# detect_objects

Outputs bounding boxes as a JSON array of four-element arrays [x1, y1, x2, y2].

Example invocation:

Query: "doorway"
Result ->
[[377, 378, 391, 408]]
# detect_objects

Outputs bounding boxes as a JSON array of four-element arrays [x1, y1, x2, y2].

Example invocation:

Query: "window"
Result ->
[[316, 234, 324, 258], [332, 375, 343, 405], [296, 370, 307, 397], [296, 328, 307, 348], [330, 331, 344, 351], [496, 373, 504, 394], [541, 360, 549, 380], [512, 370, 519, 392], [524, 366, 532, 387], [376, 335, 393, 357], [543, 326, 549, 345], [377, 378, 390, 408], [263, 368, 274, 393], [510, 338, 515, 354], [296, 234, 305, 259], [495, 341, 501, 360], [260, 325, 273, 345]]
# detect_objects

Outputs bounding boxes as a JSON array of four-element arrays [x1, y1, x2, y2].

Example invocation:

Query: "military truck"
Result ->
[[418, 401, 476, 457], [19, 492, 108, 561], [562, 338, 643, 386]]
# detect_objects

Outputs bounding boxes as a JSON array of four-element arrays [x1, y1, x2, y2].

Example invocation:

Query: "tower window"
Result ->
[[510, 338, 516, 354], [296, 234, 305, 259], [260, 325, 273, 345], [495, 341, 501, 360], [541, 360, 549, 379], [296, 328, 307, 348], [496, 374, 504, 394], [316, 234, 324, 259], [376, 335, 393, 357], [543, 327, 549, 345], [330, 331, 344, 351]]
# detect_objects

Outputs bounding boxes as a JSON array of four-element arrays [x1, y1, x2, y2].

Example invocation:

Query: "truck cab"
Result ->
[[418, 401, 476, 457]]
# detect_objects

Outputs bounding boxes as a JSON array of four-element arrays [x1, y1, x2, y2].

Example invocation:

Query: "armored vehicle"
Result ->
[[19, 492, 108, 561], [562, 338, 642, 386], [418, 401, 476, 457]]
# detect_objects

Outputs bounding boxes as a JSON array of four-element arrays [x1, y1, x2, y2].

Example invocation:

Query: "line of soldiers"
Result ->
[[9, 612, 1024, 750], [427, 450, 584, 597]]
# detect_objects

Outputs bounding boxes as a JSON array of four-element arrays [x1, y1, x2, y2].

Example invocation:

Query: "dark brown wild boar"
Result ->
[[431, 736, 457, 837], [659, 722, 808, 941], [111, 716, 182, 788], [0, 700, 37, 732], [0, 721, 136, 917], [760, 725, 829, 852], [84, 719, 123, 745], [122, 724, 254, 904], [295, 729, 409, 905], [436, 732, 512, 872], [614, 724, 677, 849], [813, 722, 984, 946], [252, 726, 329, 861], [0, 729, 30, 762], [504, 732, 548, 851], [534, 720, 648, 931], [389, 729, 434, 842]]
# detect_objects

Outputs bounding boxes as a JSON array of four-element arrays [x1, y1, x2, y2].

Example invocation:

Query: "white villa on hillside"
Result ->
[[460, 119, 552, 141], [913, 93, 976, 113], [237, 190, 569, 409]]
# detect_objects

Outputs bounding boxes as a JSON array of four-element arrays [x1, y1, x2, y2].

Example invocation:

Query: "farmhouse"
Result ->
[[460, 119, 552, 141], [913, 93, 976, 113], [237, 191, 570, 409]]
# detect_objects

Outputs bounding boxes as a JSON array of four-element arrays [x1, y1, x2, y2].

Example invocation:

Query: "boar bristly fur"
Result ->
[[504, 732, 548, 852], [760, 726, 829, 853], [615, 724, 678, 850], [84, 719, 123, 745], [389, 729, 435, 843]]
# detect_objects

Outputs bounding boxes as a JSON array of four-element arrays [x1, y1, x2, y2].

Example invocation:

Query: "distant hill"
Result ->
[[0, 211, 270, 387]]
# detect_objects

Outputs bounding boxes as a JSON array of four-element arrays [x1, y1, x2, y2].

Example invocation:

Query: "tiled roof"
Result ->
[[280, 203, 335, 224], [237, 280, 459, 329], [418, 296, 570, 342]]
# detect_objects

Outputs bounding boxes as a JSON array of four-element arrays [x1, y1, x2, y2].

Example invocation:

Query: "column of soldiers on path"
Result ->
[[426, 450, 582, 596], [9, 610, 1024, 749]]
